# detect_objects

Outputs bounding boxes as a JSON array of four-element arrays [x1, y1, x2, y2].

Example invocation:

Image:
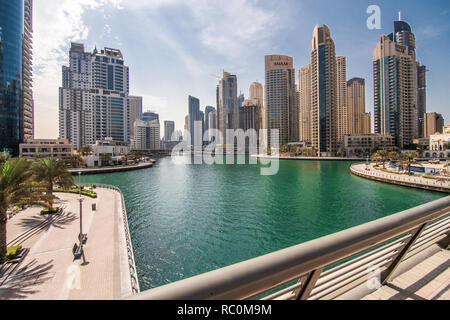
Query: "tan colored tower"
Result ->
[[347, 77, 367, 134], [265, 55, 297, 146], [299, 64, 311, 143], [423, 112, 444, 137], [249, 81, 264, 130], [311, 25, 337, 156], [361, 113, 372, 134], [336, 56, 347, 142]]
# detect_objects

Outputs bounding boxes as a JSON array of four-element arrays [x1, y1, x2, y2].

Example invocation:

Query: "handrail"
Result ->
[[129, 196, 450, 300], [81, 183, 140, 294]]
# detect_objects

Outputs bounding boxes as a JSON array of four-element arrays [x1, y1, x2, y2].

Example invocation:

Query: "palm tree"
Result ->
[[1, 159, 49, 259], [30, 158, 75, 209], [121, 152, 131, 165], [78, 145, 93, 156], [68, 154, 84, 168], [388, 151, 399, 161], [399, 151, 420, 175], [372, 150, 389, 168]]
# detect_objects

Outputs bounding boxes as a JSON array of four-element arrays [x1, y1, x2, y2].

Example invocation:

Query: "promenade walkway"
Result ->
[[351, 163, 450, 193], [362, 248, 450, 300], [0, 188, 137, 300]]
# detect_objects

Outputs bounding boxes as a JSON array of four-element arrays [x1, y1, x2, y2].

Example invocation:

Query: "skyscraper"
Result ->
[[265, 55, 297, 146], [311, 25, 337, 156], [91, 47, 129, 143], [141, 111, 159, 123], [59, 44, 131, 149], [373, 16, 418, 148], [336, 56, 347, 142], [217, 71, 238, 143], [423, 112, 444, 137], [188, 95, 201, 145], [133, 119, 160, 151], [0, 0, 24, 155], [347, 77, 367, 134], [204, 106, 215, 131], [23, 0, 34, 141], [128, 95, 142, 140], [59, 43, 94, 150], [299, 64, 312, 143], [249, 81, 264, 131], [164, 120, 175, 141], [417, 64, 427, 138]]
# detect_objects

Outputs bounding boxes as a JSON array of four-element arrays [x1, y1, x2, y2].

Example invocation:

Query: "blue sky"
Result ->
[[33, 0, 450, 138]]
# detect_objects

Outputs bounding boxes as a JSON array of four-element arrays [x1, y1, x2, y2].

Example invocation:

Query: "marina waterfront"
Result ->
[[79, 156, 446, 291]]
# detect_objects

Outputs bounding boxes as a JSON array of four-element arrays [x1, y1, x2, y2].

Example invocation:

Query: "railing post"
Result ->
[[381, 223, 428, 285], [295, 269, 322, 300]]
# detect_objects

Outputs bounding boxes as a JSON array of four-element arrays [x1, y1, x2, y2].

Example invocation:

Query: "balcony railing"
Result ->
[[128, 196, 450, 300]]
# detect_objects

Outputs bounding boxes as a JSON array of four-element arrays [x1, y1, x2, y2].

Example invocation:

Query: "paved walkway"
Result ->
[[0, 188, 135, 300], [362, 249, 450, 300], [351, 163, 450, 193]]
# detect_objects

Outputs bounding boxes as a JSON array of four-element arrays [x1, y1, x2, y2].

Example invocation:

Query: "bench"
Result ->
[[72, 243, 82, 260]]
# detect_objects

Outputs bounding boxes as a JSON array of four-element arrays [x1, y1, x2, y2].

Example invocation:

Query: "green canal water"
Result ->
[[80, 157, 446, 291]]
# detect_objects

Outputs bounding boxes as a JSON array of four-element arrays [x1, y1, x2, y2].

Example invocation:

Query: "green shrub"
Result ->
[[40, 207, 59, 215], [6, 245, 22, 259]]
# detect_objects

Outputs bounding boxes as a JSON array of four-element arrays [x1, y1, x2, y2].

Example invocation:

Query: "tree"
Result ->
[[388, 151, 399, 161], [129, 150, 143, 162], [30, 158, 75, 209], [399, 151, 420, 175], [0, 159, 49, 259], [78, 145, 93, 156], [68, 154, 84, 168], [372, 150, 389, 168], [121, 152, 131, 165]]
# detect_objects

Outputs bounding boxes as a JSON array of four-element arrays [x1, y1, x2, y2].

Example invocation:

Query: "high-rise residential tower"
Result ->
[[0, 0, 24, 155], [265, 55, 297, 146], [311, 25, 337, 156], [91, 47, 129, 143], [299, 64, 312, 143], [217, 71, 238, 144], [423, 112, 444, 137], [59, 43, 94, 150], [417, 64, 427, 138], [336, 56, 347, 142], [128, 95, 142, 140], [59, 44, 131, 149], [347, 77, 368, 134], [249, 81, 263, 131], [23, 0, 34, 140], [373, 16, 419, 148], [164, 120, 175, 141], [204, 106, 215, 131], [188, 95, 201, 145]]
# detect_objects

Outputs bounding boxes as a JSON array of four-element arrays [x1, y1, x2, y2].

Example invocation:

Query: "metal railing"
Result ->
[[81, 183, 140, 295], [129, 196, 450, 300], [351, 164, 450, 190]]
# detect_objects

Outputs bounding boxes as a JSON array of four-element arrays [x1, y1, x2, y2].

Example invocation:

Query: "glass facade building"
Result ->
[[0, 0, 24, 155]]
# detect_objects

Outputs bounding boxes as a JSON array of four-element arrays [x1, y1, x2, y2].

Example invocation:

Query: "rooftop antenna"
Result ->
[[398, 11, 402, 21]]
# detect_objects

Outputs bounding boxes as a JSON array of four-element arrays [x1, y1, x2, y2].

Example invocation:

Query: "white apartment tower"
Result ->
[[59, 43, 130, 149]]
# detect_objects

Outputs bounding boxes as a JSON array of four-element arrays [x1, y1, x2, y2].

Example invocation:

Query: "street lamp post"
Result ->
[[78, 171, 86, 264]]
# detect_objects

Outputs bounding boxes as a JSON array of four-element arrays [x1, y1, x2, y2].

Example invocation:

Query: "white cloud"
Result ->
[[33, 0, 122, 138]]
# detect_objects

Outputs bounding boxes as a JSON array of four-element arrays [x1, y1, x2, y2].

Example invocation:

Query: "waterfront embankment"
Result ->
[[68, 161, 153, 175], [0, 186, 139, 300], [350, 163, 450, 193]]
